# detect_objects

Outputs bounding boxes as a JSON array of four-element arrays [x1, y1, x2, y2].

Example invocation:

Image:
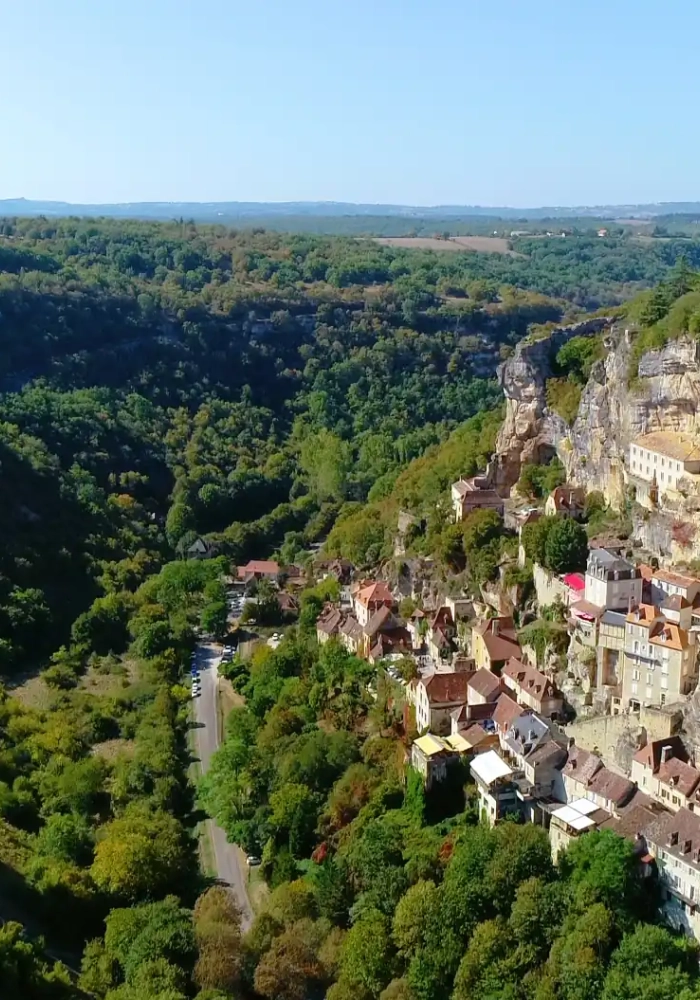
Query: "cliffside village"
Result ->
[[315, 442, 700, 942], [225, 431, 700, 941]]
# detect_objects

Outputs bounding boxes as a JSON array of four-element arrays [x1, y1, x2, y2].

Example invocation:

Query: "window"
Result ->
[[646, 686, 653, 699], [632, 682, 638, 695], [662, 457, 665, 467], [654, 454, 658, 463], [633, 669, 640, 681], [661, 472, 665, 482], [678, 462, 681, 471]]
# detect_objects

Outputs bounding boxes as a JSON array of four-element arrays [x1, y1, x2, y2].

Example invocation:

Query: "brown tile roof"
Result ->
[[587, 767, 636, 807], [502, 657, 555, 699], [601, 801, 658, 841], [492, 692, 527, 732], [339, 615, 362, 639], [662, 594, 691, 611], [422, 672, 470, 706], [461, 724, 495, 748], [563, 746, 603, 783], [431, 606, 455, 631], [570, 599, 605, 619], [277, 592, 299, 612], [364, 605, 396, 637], [652, 567, 700, 588], [431, 627, 454, 650], [632, 431, 700, 464], [644, 807, 700, 863], [468, 668, 502, 701], [526, 740, 567, 767], [658, 757, 700, 798], [317, 608, 343, 634], [474, 615, 518, 641], [633, 735, 689, 772], [474, 618, 521, 663], [549, 485, 585, 511], [616, 788, 653, 815]]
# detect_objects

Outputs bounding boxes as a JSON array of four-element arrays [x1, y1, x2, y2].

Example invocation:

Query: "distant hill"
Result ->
[[2, 197, 700, 223]]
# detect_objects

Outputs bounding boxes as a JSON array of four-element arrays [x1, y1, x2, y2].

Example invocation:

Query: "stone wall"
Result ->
[[565, 703, 682, 775], [533, 563, 569, 608]]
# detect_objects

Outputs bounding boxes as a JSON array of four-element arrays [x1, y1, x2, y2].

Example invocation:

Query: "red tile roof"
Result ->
[[355, 581, 394, 607], [633, 736, 689, 772], [238, 559, 280, 577]]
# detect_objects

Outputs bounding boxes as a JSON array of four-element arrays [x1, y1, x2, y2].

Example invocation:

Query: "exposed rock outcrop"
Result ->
[[491, 317, 614, 493], [492, 320, 700, 561]]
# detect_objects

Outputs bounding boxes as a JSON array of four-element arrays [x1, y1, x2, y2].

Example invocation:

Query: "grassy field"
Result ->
[[372, 235, 516, 254]]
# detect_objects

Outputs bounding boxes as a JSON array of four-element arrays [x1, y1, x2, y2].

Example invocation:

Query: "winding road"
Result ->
[[194, 642, 253, 930]]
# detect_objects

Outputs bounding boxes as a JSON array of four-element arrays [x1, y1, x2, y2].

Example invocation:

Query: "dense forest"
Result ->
[[0, 217, 699, 996]]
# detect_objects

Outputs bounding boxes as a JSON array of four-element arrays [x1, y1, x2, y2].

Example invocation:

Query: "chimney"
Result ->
[[661, 745, 673, 764], [492, 619, 500, 637]]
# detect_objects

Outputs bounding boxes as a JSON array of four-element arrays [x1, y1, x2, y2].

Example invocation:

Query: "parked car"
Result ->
[[246, 855, 261, 867]]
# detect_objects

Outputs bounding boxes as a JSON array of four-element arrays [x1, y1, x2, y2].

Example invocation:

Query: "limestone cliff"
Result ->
[[491, 317, 615, 495], [492, 320, 700, 561]]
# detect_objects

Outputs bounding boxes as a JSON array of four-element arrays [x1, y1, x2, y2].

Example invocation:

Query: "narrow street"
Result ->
[[193, 643, 253, 930]]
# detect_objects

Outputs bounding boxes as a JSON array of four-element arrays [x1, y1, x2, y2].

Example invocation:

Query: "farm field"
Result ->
[[372, 234, 516, 253]]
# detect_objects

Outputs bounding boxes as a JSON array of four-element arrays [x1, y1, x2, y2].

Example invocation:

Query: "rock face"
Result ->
[[491, 317, 614, 493], [493, 323, 700, 561]]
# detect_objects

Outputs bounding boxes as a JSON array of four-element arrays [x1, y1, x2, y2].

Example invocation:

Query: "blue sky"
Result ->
[[2, 0, 697, 206]]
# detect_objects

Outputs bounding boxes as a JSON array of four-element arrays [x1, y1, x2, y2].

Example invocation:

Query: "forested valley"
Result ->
[[0, 216, 699, 998]]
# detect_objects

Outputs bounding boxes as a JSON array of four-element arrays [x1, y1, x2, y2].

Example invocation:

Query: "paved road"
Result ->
[[194, 643, 253, 930]]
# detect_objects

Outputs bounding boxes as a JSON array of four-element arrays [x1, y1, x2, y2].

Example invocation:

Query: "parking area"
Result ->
[[227, 587, 246, 621]]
